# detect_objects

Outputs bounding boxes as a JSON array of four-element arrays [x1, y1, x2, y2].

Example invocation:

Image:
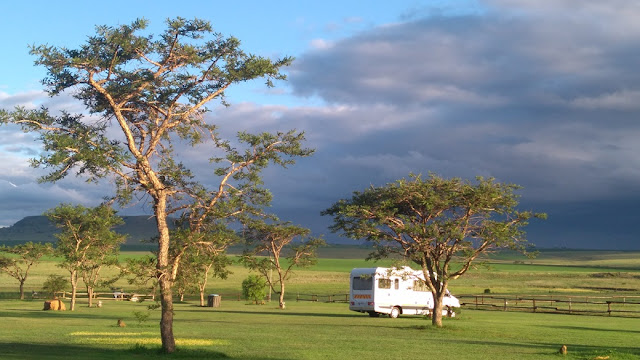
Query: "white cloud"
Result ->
[[309, 38, 334, 50], [571, 90, 640, 110]]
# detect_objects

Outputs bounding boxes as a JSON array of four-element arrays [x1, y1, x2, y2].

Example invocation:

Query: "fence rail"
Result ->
[[458, 294, 640, 318], [295, 293, 349, 303], [53, 291, 155, 301]]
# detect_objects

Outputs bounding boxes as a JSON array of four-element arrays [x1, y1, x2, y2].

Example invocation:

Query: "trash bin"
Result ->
[[207, 294, 221, 308]]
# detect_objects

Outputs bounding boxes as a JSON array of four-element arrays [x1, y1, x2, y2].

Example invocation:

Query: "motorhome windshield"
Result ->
[[352, 276, 373, 290]]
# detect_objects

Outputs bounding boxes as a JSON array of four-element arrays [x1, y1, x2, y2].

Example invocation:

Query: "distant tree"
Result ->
[[121, 255, 158, 297], [173, 263, 198, 302], [323, 174, 545, 326], [169, 218, 238, 306], [242, 274, 267, 304], [241, 221, 324, 309], [176, 247, 232, 306], [42, 274, 68, 298], [45, 204, 125, 310], [0, 242, 53, 299], [5, 17, 311, 353]]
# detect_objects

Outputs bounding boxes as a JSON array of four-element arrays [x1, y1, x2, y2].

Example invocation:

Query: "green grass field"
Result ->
[[0, 247, 639, 359]]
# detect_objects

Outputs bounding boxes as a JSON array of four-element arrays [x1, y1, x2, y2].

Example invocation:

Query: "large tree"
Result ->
[[6, 18, 310, 352], [241, 221, 324, 309], [0, 242, 53, 299], [46, 204, 125, 310], [322, 174, 545, 327]]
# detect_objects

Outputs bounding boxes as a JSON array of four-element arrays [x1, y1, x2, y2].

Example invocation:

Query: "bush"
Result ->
[[484, 288, 491, 294], [42, 275, 67, 297], [242, 275, 267, 304]]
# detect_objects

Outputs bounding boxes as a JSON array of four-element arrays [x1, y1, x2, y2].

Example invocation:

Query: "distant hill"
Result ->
[[0, 215, 164, 246]]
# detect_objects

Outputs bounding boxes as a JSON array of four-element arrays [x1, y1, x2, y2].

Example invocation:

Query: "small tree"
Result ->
[[323, 174, 545, 326], [42, 274, 68, 298], [173, 265, 198, 302], [169, 222, 237, 306], [241, 221, 323, 309], [46, 203, 125, 310], [242, 274, 267, 304], [0, 242, 53, 299]]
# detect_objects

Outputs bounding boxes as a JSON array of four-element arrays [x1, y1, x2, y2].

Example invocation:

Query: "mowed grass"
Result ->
[[0, 299, 638, 359], [0, 247, 639, 359]]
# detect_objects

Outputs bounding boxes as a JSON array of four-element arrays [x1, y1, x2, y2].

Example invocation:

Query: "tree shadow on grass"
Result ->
[[0, 309, 144, 322], [536, 324, 640, 334], [0, 341, 295, 360], [181, 309, 363, 319], [0, 342, 232, 360], [394, 337, 640, 358]]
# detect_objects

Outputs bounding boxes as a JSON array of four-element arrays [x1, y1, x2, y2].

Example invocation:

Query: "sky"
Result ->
[[1, 0, 639, 250]]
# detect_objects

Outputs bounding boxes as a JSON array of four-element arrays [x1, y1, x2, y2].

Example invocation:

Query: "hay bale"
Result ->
[[43, 299, 66, 311]]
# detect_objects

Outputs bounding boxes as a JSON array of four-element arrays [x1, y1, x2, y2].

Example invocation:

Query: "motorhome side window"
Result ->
[[352, 276, 373, 290], [378, 278, 391, 289], [394, 278, 399, 290], [413, 280, 429, 292]]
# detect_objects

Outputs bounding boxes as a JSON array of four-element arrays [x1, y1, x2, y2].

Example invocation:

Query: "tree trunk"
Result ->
[[70, 272, 78, 311], [19, 280, 25, 300], [199, 265, 211, 307], [279, 281, 286, 309], [87, 286, 93, 307], [155, 193, 176, 354], [432, 291, 444, 327]]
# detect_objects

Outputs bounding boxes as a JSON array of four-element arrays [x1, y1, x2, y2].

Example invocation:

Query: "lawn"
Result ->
[[0, 299, 638, 359], [0, 247, 639, 359]]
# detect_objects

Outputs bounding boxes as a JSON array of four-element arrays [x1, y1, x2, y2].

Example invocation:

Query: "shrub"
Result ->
[[242, 275, 267, 304], [484, 288, 491, 294], [42, 275, 67, 297]]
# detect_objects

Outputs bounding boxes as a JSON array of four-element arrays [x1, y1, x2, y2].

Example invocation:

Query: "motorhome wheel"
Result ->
[[389, 307, 400, 318]]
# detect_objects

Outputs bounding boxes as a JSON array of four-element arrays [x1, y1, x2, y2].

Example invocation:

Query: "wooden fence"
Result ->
[[458, 294, 640, 318], [295, 293, 349, 303], [54, 291, 155, 302]]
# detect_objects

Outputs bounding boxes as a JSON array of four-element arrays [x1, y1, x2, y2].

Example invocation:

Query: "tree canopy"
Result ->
[[4, 17, 311, 352], [323, 173, 546, 326], [46, 203, 125, 310], [0, 242, 53, 299], [241, 220, 324, 309]]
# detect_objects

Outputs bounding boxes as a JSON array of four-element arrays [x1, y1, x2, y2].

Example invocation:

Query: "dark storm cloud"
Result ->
[[2, 1, 640, 249], [283, 1, 640, 248]]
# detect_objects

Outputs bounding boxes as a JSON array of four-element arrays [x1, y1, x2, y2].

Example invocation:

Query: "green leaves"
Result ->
[[323, 173, 546, 281]]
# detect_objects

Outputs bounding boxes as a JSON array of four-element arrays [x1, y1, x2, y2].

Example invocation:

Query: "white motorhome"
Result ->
[[349, 266, 460, 318]]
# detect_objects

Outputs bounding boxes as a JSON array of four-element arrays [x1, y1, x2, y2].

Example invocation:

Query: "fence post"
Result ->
[[568, 298, 572, 314], [607, 302, 612, 316], [475, 296, 478, 309], [533, 299, 537, 313], [503, 298, 508, 311], [297, 293, 300, 302]]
